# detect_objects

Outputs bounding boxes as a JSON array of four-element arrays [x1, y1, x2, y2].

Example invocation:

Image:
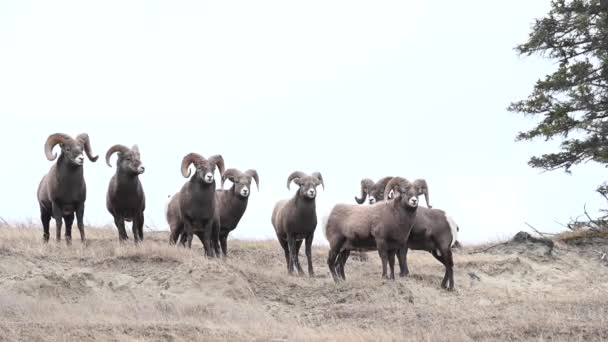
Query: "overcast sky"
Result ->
[[0, 0, 605, 244]]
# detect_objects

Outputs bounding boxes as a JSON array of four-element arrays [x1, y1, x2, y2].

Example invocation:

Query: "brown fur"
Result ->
[[171, 168, 259, 257], [271, 171, 324, 277], [37, 133, 98, 245], [325, 177, 419, 282], [166, 153, 225, 258], [105, 144, 146, 243]]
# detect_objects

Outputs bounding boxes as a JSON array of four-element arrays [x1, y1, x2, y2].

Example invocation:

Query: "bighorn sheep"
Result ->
[[166, 153, 225, 257], [351, 176, 394, 262], [215, 168, 259, 256], [384, 180, 459, 290], [413, 179, 431, 208], [271, 171, 324, 277], [37, 133, 98, 244], [325, 177, 420, 281], [354, 176, 394, 205], [105, 144, 146, 243]]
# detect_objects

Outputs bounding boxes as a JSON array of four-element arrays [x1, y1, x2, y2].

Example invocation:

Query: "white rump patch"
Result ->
[[446, 214, 458, 247]]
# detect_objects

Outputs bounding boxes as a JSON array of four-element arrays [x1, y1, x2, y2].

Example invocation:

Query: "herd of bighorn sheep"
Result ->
[[37, 132, 460, 290]]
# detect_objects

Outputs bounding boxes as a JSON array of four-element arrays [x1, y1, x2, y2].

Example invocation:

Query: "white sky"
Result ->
[[0, 0, 605, 244]]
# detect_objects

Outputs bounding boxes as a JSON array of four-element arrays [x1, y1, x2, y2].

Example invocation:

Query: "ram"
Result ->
[[166, 153, 224, 257], [105, 144, 146, 243], [325, 177, 420, 281], [271, 171, 324, 277], [384, 179, 458, 290], [37, 133, 98, 245], [214, 168, 259, 256]]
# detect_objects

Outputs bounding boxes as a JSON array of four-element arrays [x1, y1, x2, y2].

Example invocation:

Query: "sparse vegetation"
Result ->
[[0, 225, 607, 341]]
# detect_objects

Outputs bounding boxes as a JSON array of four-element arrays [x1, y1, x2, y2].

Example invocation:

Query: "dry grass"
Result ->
[[0, 225, 607, 341]]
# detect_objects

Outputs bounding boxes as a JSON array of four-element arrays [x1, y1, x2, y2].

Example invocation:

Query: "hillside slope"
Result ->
[[0, 226, 607, 341]]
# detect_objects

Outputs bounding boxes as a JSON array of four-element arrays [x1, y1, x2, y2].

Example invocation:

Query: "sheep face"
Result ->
[[222, 168, 259, 198], [60, 142, 86, 166], [194, 160, 218, 184], [397, 183, 419, 208], [367, 185, 387, 204], [117, 147, 145, 176], [385, 177, 420, 209], [294, 176, 322, 199], [231, 175, 253, 198], [287, 171, 324, 200]]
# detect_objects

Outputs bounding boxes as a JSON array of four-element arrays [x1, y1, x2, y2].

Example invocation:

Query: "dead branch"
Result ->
[[469, 242, 510, 254], [525, 222, 557, 237]]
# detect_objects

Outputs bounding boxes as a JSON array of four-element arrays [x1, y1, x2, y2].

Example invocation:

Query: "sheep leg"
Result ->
[[443, 249, 455, 291], [75, 204, 86, 243], [219, 232, 229, 257], [201, 221, 215, 258], [327, 239, 345, 283], [398, 247, 410, 277], [183, 220, 194, 249], [305, 234, 314, 277], [431, 248, 454, 291], [178, 232, 188, 247], [337, 250, 350, 280], [135, 213, 144, 242], [278, 238, 291, 274], [63, 213, 75, 246], [51, 204, 63, 242], [294, 239, 305, 276], [212, 221, 221, 258], [387, 249, 396, 280], [132, 217, 141, 244], [114, 216, 129, 242], [287, 235, 297, 275], [376, 241, 390, 280], [40, 208, 51, 242]]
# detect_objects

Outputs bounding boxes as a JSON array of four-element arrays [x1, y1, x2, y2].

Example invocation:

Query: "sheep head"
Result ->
[[413, 179, 429, 195], [354, 178, 374, 204], [355, 176, 393, 205], [384, 177, 419, 209], [181, 153, 225, 185], [44, 133, 99, 166], [287, 171, 324, 200], [106, 144, 145, 175], [221, 168, 259, 198]]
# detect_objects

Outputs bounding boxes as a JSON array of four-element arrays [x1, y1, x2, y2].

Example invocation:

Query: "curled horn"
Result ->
[[355, 178, 374, 204], [105, 144, 130, 167], [221, 168, 242, 189], [76, 133, 99, 162], [312, 172, 324, 190], [376, 176, 394, 199], [287, 171, 307, 190], [208, 155, 225, 179], [44, 133, 72, 161], [245, 169, 260, 191], [384, 176, 411, 200], [181, 153, 204, 178]]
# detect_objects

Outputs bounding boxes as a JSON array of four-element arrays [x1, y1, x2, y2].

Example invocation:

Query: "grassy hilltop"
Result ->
[[0, 225, 607, 342]]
